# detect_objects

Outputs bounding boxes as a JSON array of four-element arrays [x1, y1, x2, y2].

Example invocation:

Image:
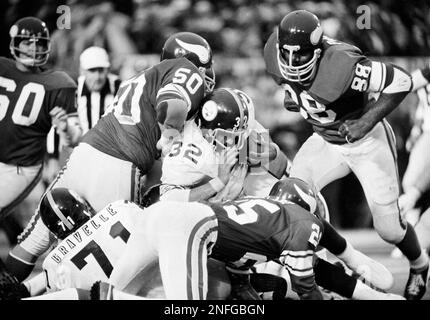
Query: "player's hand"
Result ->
[[211, 162, 248, 202], [43, 158, 61, 184], [247, 131, 277, 165], [50, 107, 68, 132], [228, 162, 248, 199], [338, 119, 373, 143], [218, 147, 239, 184], [156, 127, 181, 157], [398, 188, 421, 217]]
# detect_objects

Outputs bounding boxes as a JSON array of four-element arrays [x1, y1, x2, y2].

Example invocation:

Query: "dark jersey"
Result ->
[[0, 57, 77, 166], [208, 197, 323, 295], [83, 58, 206, 173], [264, 32, 373, 144]]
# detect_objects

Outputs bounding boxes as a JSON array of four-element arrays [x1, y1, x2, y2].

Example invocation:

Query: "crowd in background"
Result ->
[[1, 0, 429, 229]]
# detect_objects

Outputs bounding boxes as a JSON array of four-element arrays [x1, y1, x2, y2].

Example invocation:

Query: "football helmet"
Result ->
[[161, 32, 215, 93], [277, 10, 323, 84], [39, 188, 96, 240], [9, 17, 51, 67], [268, 177, 318, 214], [140, 184, 161, 208], [197, 87, 254, 151]]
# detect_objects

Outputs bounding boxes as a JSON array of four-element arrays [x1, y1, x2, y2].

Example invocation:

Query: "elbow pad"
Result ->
[[368, 62, 412, 94], [156, 98, 188, 129]]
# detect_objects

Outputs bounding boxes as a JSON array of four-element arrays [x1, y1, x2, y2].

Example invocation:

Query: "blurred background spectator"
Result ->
[[1, 0, 429, 230]]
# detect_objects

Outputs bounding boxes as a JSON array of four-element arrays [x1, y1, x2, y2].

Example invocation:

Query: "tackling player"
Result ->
[[94, 179, 403, 300], [264, 9, 429, 300], [0, 184, 400, 301], [0, 188, 158, 300], [102, 194, 325, 299], [0, 17, 81, 228], [155, 87, 394, 292], [5, 32, 216, 282], [159, 87, 289, 203]]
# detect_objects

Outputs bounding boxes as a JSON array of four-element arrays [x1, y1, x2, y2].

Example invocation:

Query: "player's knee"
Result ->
[[373, 214, 406, 244], [367, 184, 399, 208]]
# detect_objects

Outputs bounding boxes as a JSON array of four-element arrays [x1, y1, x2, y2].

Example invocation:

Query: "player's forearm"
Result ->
[[362, 62, 412, 128], [361, 91, 408, 128], [157, 99, 188, 133], [189, 178, 225, 202], [59, 117, 82, 147], [262, 143, 290, 179]]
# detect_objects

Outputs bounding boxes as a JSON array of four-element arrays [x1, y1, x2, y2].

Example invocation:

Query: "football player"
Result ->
[[100, 193, 324, 299], [398, 62, 430, 254], [94, 179, 404, 300], [0, 17, 81, 228], [5, 32, 216, 282], [155, 87, 394, 293], [264, 9, 429, 300], [0, 188, 166, 300], [159, 87, 289, 203]]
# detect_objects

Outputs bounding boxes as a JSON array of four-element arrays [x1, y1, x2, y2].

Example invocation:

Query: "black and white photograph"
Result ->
[[0, 0, 429, 311]]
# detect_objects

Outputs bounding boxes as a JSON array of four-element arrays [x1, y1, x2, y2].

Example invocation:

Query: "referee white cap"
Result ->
[[80, 46, 110, 70]]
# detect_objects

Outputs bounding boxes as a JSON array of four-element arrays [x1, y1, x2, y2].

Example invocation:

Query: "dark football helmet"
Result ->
[[196, 87, 254, 151], [161, 32, 215, 93], [39, 188, 96, 240], [268, 177, 318, 214], [9, 17, 51, 67], [140, 184, 161, 208], [277, 10, 323, 84]]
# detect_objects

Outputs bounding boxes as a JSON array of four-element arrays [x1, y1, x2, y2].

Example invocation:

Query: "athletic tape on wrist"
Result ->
[[209, 178, 225, 192]]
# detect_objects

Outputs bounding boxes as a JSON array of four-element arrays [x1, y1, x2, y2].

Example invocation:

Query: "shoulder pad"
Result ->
[[309, 38, 367, 103], [160, 57, 200, 73], [46, 71, 77, 90], [0, 57, 15, 69], [263, 31, 284, 85]]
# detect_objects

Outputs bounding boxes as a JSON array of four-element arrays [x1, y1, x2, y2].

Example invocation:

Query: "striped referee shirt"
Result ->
[[77, 73, 121, 133], [46, 73, 121, 157]]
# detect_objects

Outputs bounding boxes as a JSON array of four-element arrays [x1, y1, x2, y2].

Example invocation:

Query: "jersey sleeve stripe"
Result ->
[[284, 265, 314, 277], [157, 83, 192, 112], [281, 250, 314, 278], [282, 250, 314, 257], [369, 61, 386, 92], [198, 226, 218, 299], [379, 62, 386, 92], [186, 215, 218, 299]]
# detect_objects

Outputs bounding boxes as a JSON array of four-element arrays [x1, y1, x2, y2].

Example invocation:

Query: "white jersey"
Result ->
[[243, 120, 282, 197], [160, 119, 282, 200], [161, 121, 218, 187], [416, 84, 430, 132], [42, 200, 143, 292]]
